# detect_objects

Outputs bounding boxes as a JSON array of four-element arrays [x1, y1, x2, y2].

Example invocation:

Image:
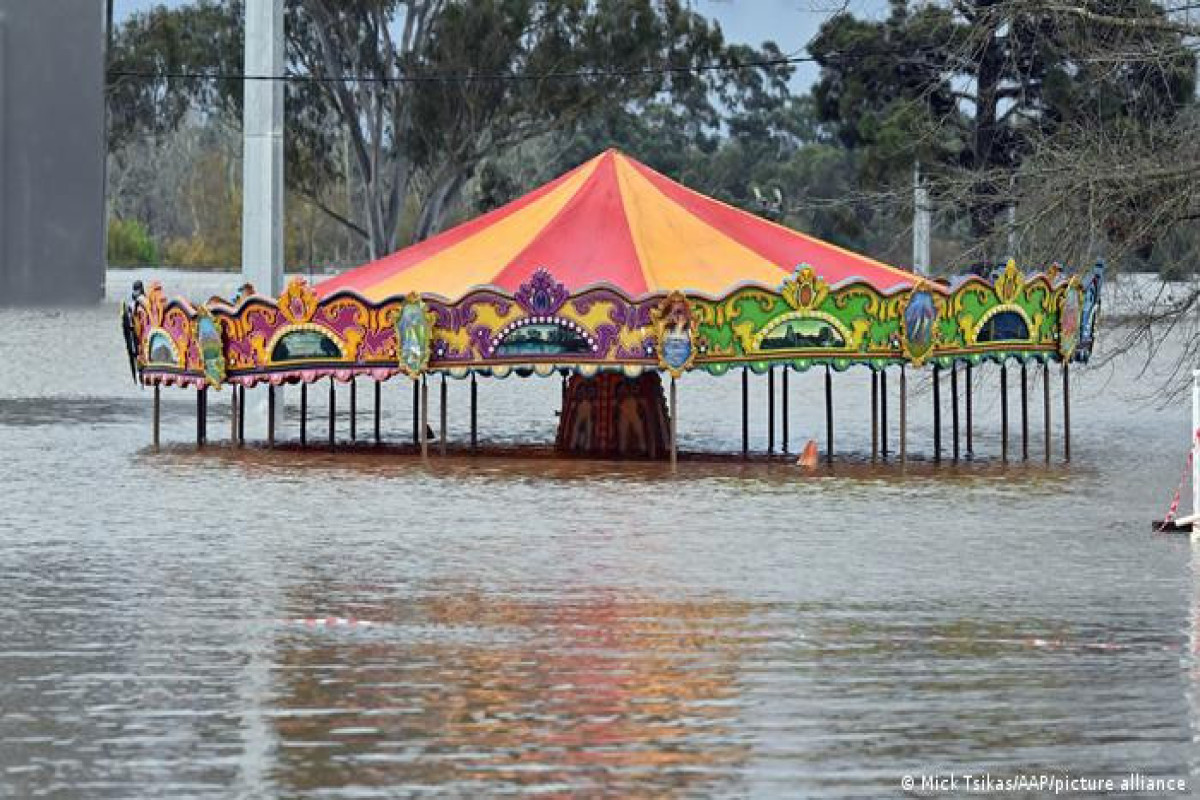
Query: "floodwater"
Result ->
[[1, 270, 1197, 798]]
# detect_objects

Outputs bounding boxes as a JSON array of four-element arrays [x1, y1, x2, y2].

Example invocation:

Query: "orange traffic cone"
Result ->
[[797, 439, 818, 469]]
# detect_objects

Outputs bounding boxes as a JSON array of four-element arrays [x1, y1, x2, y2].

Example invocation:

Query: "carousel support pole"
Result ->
[[932, 364, 942, 463], [470, 373, 478, 452], [412, 379, 419, 445], [881, 368, 889, 459], [152, 385, 161, 449], [328, 378, 336, 447], [782, 368, 790, 453], [899, 366, 908, 463], [670, 376, 678, 469], [1020, 362, 1029, 461], [1062, 362, 1071, 462], [950, 363, 960, 461], [870, 369, 879, 461], [349, 378, 357, 442], [1000, 364, 1009, 462], [965, 363, 974, 457], [230, 385, 238, 441], [419, 377, 429, 459], [374, 379, 382, 444], [767, 366, 775, 454], [267, 385, 276, 447], [1042, 361, 1051, 462], [196, 387, 205, 446], [824, 365, 833, 463], [238, 385, 246, 444], [741, 367, 749, 458], [300, 382, 308, 447], [439, 374, 447, 457]]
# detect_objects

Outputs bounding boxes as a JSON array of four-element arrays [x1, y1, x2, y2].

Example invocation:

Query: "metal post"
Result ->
[[1043, 362, 1051, 462], [420, 377, 429, 458], [328, 378, 335, 446], [670, 376, 678, 469], [349, 378, 357, 441], [1020, 362, 1029, 460], [412, 379, 419, 445], [439, 374, 447, 456], [470, 373, 478, 451], [950, 363, 960, 461], [932, 364, 942, 462], [153, 384, 160, 449], [965, 363, 974, 457], [782, 368, 789, 453], [1062, 363, 1071, 462], [824, 365, 833, 463], [230, 386, 237, 441], [899, 366, 907, 463], [767, 367, 775, 454], [300, 383, 308, 447], [196, 387, 205, 446], [881, 368, 889, 459], [240, 387, 247, 443], [1000, 364, 1009, 462], [871, 370, 879, 461], [267, 385, 275, 447], [741, 367, 749, 457], [374, 380, 381, 444]]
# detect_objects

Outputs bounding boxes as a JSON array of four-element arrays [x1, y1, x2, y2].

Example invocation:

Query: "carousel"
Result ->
[[121, 149, 1103, 465]]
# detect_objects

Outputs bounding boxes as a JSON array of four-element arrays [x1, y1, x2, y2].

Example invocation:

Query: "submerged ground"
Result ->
[[0, 270, 1196, 797]]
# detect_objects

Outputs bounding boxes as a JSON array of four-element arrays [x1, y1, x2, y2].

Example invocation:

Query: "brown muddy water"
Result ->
[[1, 270, 1198, 798]]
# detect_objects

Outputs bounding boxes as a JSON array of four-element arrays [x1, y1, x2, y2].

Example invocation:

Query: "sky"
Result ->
[[114, 0, 889, 90]]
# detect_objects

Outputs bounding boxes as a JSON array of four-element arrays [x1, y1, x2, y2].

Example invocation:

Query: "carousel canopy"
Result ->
[[315, 149, 919, 301]]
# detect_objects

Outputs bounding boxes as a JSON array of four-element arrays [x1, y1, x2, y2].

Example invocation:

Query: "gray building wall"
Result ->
[[0, 0, 106, 305]]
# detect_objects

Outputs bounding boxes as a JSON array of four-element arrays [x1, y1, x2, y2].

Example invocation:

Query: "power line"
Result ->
[[106, 54, 817, 85]]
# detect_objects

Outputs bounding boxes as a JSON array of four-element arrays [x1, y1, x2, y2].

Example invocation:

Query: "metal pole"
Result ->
[[881, 368, 889, 459], [1062, 363, 1071, 462], [782, 368, 789, 453], [439, 374, 447, 456], [412, 379, 419, 445], [300, 383, 307, 447], [1000, 364, 1009, 462], [242, 0, 284, 297], [932, 364, 942, 462], [230, 386, 238, 441], [965, 363, 974, 457], [196, 387, 205, 446], [328, 378, 335, 446], [374, 379, 381, 444], [824, 365, 833, 463], [670, 376, 678, 469], [1020, 362, 1029, 460], [349, 378, 357, 441], [267, 385, 275, 447], [1043, 362, 1051, 462], [950, 363, 960, 461], [767, 366, 775, 454], [899, 366, 907, 463], [420, 377, 429, 458], [741, 367, 749, 457], [238, 385, 246, 444], [153, 384, 160, 449], [871, 369, 879, 461], [470, 373, 478, 451]]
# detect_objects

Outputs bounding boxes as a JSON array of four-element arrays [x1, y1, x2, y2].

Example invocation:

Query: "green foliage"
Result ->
[[107, 217, 158, 266]]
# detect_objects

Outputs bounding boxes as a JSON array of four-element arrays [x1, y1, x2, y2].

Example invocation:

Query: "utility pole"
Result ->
[[242, 0, 284, 296], [912, 161, 930, 275], [243, 0, 284, 437]]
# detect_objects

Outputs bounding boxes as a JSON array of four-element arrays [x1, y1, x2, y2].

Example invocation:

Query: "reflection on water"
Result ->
[[0, 272, 1198, 797]]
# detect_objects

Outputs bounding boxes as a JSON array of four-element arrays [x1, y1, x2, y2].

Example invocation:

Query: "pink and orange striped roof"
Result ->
[[316, 149, 920, 301]]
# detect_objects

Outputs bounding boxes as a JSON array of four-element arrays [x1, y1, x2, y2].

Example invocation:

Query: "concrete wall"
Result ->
[[0, 0, 106, 305]]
